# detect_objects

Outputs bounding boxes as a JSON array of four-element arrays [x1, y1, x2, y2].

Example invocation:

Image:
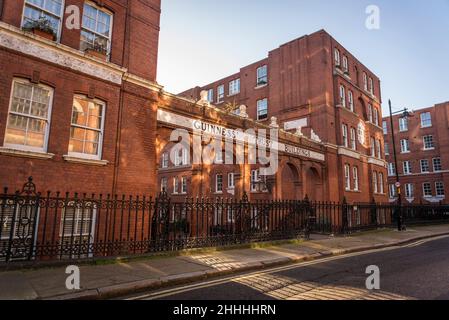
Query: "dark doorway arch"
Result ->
[[279, 163, 301, 200], [305, 167, 323, 201]]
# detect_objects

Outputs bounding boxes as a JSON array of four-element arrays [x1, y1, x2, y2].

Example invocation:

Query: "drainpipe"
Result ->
[[112, 0, 131, 195]]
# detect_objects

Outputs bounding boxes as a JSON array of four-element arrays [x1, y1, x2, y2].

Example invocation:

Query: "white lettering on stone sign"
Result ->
[[157, 109, 325, 162]]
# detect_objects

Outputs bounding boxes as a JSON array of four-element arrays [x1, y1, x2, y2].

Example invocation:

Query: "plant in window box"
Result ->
[[23, 17, 56, 41], [85, 43, 108, 60]]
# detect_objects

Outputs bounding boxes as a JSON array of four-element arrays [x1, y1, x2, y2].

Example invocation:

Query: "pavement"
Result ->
[[133, 235, 449, 301], [1, 224, 449, 300]]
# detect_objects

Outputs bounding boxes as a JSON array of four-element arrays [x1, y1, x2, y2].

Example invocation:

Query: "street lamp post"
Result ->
[[388, 99, 412, 231]]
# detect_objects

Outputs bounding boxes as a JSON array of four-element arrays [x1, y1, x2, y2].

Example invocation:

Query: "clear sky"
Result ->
[[157, 0, 449, 115]]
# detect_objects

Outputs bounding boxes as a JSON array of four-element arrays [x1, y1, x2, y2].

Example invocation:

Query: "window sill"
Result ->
[[63, 155, 109, 166], [227, 92, 240, 97], [255, 84, 268, 90], [423, 148, 435, 151], [0, 147, 55, 160]]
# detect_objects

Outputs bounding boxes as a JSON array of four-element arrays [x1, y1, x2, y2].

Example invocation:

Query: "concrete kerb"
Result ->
[[45, 230, 449, 300]]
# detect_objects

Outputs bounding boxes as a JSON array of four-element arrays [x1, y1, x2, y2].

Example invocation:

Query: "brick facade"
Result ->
[[0, 0, 161, 196], [383, 102, 449, 204], [176, 30, 388, 203]]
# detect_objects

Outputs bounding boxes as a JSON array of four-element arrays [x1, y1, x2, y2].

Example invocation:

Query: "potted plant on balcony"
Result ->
[[23, 17, 56, 41], [85, 42, 108, 61]]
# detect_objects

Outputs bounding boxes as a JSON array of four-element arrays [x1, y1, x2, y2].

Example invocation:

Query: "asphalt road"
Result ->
[[125, 236, 449, 300]]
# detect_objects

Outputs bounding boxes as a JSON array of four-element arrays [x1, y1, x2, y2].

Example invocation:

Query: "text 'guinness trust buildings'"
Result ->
[[0, 1, 388, 204]]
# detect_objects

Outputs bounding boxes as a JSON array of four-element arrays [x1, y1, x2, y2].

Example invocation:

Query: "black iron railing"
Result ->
[[1, 178, 449, 263]]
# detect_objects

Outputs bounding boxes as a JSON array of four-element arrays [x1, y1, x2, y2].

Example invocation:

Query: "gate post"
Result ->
[[342, 197, 349, 235], [304, 195, 314, 239]]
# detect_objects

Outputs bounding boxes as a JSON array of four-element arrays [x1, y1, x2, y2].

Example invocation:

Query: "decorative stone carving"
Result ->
[[239, 105, 248, 118], [269, 116, 279, 128], [311, 129, 322, 143], [199, 90, 210, 107], [295, 126, 303, 136], [0, 26, 123, 84]]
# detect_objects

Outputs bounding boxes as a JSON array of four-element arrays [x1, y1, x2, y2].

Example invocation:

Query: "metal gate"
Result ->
[[0, 178, 40, 262]]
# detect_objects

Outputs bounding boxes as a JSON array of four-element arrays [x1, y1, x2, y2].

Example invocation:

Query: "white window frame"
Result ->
[[370, 137, 376, 157], [405, 183, 414, 198], [403, 161, 412, 175], [389, 184, 397, 199], [251, 169, 260, 192], [217, 85, 225, 103], [420, 159, 430, 173], [363, 72, 368, 91], [400, 139, 410, 153], [59, 202, 97, 241], [420, 112, 432, 128], [342, 55, 348, 72], [344, 165, 351, 191], [423, 135, 435, 150], [342, 124, 348, 148], [21, 0, 65, 41], [382, 121, 388, 135], [160, 177, 167, 192], [353, 167, 359, 191], [378, 172, 384, 194], [207, 88, 214, 103], [256, 65, 268, 86], [215, 174, 223, 193], [369, 77, 374, 95], [348, 90, 354, 111], [350, 127, 356, 150], [173, 177, 179, 194], [257, 98, 268, 120], [399, 117, 408, 132], [376, 139, 381, 159], [388, 163, 396, 176], [368, 104, 373, 123], [161, 152, 169, 168], [229, 79, 240, 96], [181, 177, 187, 194], [80, 1, 114, 58], [334, 49, 341, 66], [436, 182, 445, 197], [228, 173, 235, 189], [423, 183, 432, 198], [373, 108, 379, 126], [4, 78, 54, 153], [69, 95, 106, 160], [373, 171, 378, 194], [339, 85, 346, 107], [433, 158, 442, 172], [215, 149, 223, 163], [385, 143, 390, 156]]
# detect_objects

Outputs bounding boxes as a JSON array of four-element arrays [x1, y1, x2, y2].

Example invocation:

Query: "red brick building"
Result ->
[[0, 0, 161, 196], [170, 30, 388, 203], [383, 102, 449, 204]]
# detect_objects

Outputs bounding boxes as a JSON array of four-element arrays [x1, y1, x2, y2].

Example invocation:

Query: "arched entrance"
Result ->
[[279, 162, 302, 200], [305, 167, 323, 201]]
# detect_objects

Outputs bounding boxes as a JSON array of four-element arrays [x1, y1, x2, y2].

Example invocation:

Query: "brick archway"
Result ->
[[305, 165, 324, 201], [276, 159, 302, 200]]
